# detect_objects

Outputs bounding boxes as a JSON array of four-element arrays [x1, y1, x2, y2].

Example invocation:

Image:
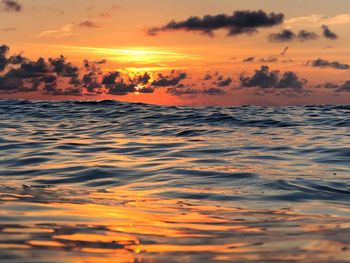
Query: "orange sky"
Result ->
[[1, 0, 350, 105]]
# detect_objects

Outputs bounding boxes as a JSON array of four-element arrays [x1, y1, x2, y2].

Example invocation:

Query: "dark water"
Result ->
[[0, 100, 349, 262]]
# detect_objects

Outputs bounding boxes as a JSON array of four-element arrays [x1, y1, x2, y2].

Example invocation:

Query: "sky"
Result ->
[[1, 0, 350, 106]]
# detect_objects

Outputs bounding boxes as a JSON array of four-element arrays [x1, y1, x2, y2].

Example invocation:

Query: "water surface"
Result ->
[[0, 100, 349, 262]]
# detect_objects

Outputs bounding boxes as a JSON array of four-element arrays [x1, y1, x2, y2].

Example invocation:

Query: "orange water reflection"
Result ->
[[0, 185, 349, 262]]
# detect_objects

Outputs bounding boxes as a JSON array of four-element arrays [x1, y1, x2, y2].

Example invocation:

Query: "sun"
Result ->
[[134, 85, 143, 95]]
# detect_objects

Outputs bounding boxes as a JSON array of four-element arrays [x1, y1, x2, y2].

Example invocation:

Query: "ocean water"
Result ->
[[0, 99, 349, 263]]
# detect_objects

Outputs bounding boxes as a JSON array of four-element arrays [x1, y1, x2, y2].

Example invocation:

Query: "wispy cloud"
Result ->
[[38, 24, 76, 38], [286, 13, 350, 26], [38, 20, 100, 38], [78, 20, 99, 28], [2, 27, 15, 31]]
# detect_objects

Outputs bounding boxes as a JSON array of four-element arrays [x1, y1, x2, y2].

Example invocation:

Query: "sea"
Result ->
[[0, 99, 349, 262]]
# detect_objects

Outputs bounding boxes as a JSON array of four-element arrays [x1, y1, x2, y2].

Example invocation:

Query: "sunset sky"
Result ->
[[1, 0, 350, 105]]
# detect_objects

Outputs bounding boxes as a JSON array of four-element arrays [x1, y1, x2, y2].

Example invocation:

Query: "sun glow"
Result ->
[[47, 44, 201, 65]]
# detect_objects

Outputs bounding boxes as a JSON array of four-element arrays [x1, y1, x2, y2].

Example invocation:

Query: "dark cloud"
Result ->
[[136, 72, 151, 85], [95, 59, 107, 64], [269, 29, 318, 42], [102, 71, 121, 85], [0, 75, 22, 91], [217, 77, 232, 87], [322, 25, 338, 40], [152, 72, 187, 87], [104, 71, 154, 95], [0, 43, 163, 96], [269, 29, 295, 42], [167, 86, 226, 96], [335, 81, 350, 92], [243, 56, 278, 63], [108, 81, 136, 95], [0, 44, 10, 71], [1, 0, 21, 12], [239, 65, 307, 93], [318, 81, 350, 93], [6, 57, 49, 79], [43, 82, 83, 96], [78, 20, 99, 28], [276, 71, 306, 90], [49, 55, 79, 77], [297, 30, 318, 42], [148, 10, 284, 37], [8, 53, 26, 64], [307, 58, 350, 70], [243, 56, 255, 62], [203, 73, 212, 80], [240, 65, 278, 88], [202, 88, 226, 95], [167, 87, 200, 96]]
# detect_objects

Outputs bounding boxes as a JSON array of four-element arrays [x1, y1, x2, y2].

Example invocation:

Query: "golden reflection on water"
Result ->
[[0, 185, 349, 262]]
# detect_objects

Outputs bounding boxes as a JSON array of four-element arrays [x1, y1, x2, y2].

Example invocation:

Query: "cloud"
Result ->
[[0, 45, 10, 71], [334, 81, 350, 92], [202, 88, 226, 95], [98, 12, 111, 18], [322, 25, 338, 40], [102, 71, 121, 85], [318, 81, 350, 93], [0, 43, 162, 96], [38, 20, 99, 38], [276, 71, 305, 90], [2, 27, 15, 31], [147, 10, 284, 37], [269, 29, 295, 42], [307, 58, 350, 70], [239, 65, 307, 93], [1, 0, 21, 12], [286, 14, 350, 26], [269, 29, 318, 42], [203, 73, 212, 80], [78, 20, 99, 28], [152, 72, 187, 87], [43, 83, 83, 96], [167, 85, 226, 96], [108, 81, 136, 95], [38, 24, 75, 38], [216, 77, 232, 87], [30, 5, 64, 15], [167, 87, 200, 96], [298, 30, 318, 42], [243, 56, 255, 62], [259, 56, 278, 63], [243, 56, 278, 63], [49, 55, 79, 77], [8, 53, 26, 64], [240, 65, 279, 88]]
